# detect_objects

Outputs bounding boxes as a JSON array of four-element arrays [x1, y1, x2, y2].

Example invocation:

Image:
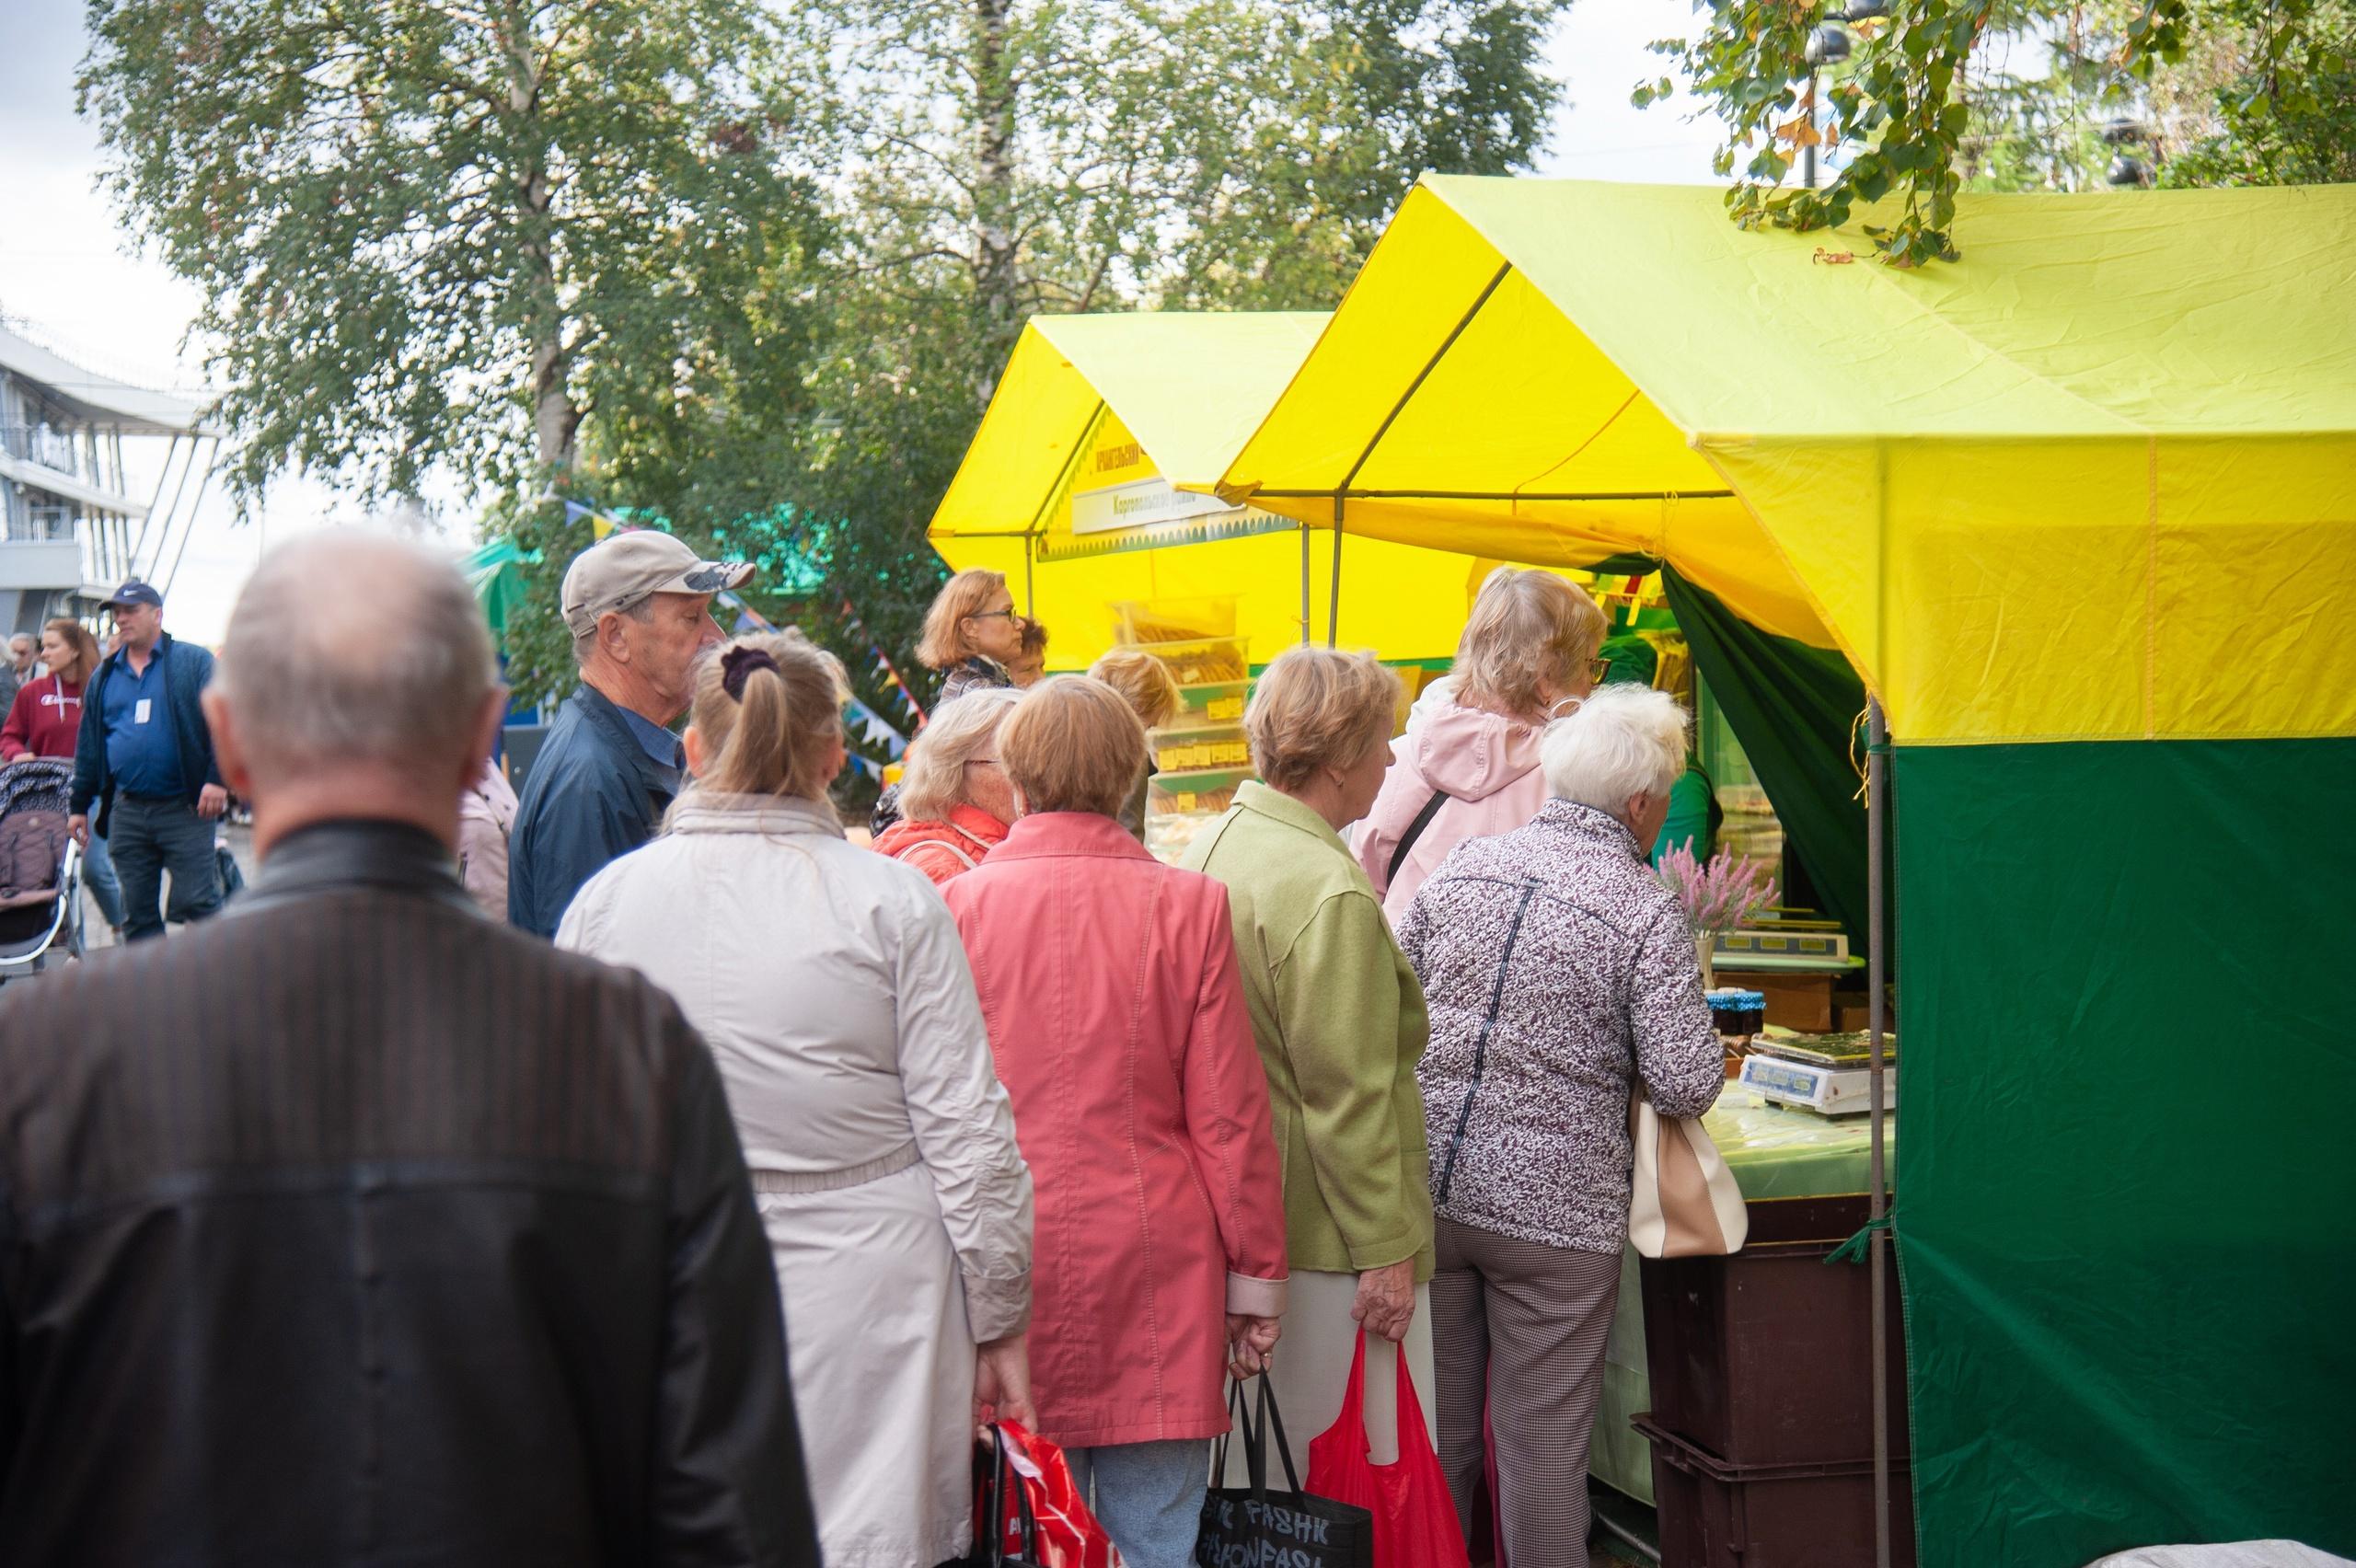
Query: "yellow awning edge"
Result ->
[[1206, 176, 2356, 744], [928, 311, 1591, 668]]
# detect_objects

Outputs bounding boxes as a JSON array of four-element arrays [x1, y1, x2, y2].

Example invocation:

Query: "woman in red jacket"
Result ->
[[2, 618, 100, 761], [942, 678, 1288, 1568], [4, 617, 124, 934]]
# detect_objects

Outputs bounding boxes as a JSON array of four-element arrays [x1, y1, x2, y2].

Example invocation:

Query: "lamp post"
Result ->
[[1801, 23, 1852, 189]]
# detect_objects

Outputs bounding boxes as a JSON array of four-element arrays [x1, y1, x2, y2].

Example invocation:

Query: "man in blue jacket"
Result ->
[[68, 580, 228, 940], [507, 533, 751, 937]]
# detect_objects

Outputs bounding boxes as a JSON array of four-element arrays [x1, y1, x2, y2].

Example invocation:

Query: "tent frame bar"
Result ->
[[1866, 695, 1892, 1568], [1311, 260, 1512, 647], [1247, 487, 1736, 502]]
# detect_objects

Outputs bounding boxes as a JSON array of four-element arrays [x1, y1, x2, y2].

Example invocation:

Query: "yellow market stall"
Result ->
[[1198, 176, 2356, 1567], [929, 310, 1530, 671]]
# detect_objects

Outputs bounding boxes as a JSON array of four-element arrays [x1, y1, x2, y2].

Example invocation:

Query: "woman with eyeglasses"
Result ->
[[1357, 567, 1609, 924], [918, 568, 1025, 708], [872, 687, 1021, 884], [558, 631, 1035, 1568], [872, 569, 1027, 836]]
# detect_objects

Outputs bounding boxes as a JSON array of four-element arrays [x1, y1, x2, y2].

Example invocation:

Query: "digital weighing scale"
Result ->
[[1737, 1032, 1899, 1117]]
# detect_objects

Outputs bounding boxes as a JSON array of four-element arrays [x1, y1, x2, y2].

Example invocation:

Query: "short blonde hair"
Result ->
[[898, 686, 1020, 823], [684, 631, 849, 801], [1087, 647, 1182, 731], [916, 568, 1009, 670], [1454, 568, 1606, 722], [999, 676, 1145, 818], [1245, 645, 1398, 793]]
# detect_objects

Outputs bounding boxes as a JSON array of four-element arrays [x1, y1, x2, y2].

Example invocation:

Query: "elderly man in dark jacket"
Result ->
[[506, 531, 751, 937], [0, 532, 819, 1567]]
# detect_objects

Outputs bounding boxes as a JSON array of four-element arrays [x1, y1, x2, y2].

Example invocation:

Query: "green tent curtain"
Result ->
[[1662, 569, 1879, 951], [1895, 738, 2356, 1566]]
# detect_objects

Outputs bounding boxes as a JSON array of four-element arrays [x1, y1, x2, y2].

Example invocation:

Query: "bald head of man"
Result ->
[[204, 532, 502, 859]]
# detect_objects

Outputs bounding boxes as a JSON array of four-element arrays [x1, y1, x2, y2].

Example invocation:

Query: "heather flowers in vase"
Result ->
[[1657, 844, 1780, 991]]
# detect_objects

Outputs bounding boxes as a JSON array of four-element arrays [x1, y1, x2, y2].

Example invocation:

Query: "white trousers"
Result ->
[[1226, 1268, 1436, 1480]]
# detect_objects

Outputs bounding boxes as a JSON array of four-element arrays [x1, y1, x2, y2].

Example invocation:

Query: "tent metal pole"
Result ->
[[1328, 494, 1343, 646], [1023, 532, 1034, 618], [1866, 693, 1891, 1568], [1297, 520, 1311, 645]]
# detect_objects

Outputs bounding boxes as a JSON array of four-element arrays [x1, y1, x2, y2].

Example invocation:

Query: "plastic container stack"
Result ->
[[1635, 1193, 1915, 1567]]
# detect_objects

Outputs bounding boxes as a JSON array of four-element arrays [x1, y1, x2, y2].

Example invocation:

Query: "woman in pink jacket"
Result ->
[[943, 677, 1288, 1568], [1357, 568, 1610, 924]]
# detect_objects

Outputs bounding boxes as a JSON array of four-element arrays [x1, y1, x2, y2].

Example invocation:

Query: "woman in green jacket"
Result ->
[[1184, 644, 1436, 1462]]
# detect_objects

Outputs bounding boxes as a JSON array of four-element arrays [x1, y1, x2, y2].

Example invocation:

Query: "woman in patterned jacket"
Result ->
[[1398, 682, 1726, 1566]]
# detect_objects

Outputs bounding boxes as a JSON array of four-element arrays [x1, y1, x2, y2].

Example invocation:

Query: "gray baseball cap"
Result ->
[[560, 532, 753, 639]]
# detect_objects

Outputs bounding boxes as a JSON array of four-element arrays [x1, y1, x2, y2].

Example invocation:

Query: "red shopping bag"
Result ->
[[973, 1421, 1124, 1567], [1305, 1333, 1470, 1568]]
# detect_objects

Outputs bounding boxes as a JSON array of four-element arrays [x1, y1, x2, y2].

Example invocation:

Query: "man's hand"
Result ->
[[6, 752, 32, 764], [67, 813, 90, 848], [198, 783, 229, 819], [1351, 1260, 1416, 1343], [1226, 1314, 1282, 1379], [975, 1333, 1036, 1435]]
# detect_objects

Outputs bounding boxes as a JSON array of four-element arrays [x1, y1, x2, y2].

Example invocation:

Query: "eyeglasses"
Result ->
[[965, 608, 1018, 623], [1588, 656, 1613, 685]]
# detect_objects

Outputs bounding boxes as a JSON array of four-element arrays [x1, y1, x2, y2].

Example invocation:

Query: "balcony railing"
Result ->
[[1, 422, 114, 490]]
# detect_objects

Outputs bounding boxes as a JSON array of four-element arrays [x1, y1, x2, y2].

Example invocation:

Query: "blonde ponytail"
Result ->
[[686, 631, 849, 801]]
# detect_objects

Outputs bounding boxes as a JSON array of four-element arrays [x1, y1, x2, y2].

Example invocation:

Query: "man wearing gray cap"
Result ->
[[507, 530, 751, 936]]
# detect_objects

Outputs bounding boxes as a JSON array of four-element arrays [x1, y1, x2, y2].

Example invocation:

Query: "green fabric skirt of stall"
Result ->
[[1894, 737, 2356, 1568]]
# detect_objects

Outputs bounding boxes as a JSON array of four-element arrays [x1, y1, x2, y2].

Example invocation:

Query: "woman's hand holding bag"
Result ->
[[1303, 1334, 1469, 1568]]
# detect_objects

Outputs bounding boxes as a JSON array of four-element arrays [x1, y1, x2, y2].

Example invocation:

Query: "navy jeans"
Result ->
[[110, 793, 223, 940]]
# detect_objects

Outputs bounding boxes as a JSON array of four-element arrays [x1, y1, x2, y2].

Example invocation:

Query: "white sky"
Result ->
[[0, 0, 1723, 643]]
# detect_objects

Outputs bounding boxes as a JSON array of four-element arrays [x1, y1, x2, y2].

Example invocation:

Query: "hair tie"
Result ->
[[721, 645, 780, 700]]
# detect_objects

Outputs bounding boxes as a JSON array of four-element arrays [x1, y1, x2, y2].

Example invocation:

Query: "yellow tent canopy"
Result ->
[[928, 311, 1554, 670], [1209, 177, 2356, 744]]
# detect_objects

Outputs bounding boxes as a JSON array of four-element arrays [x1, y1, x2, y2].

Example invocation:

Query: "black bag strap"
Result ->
[[1255, 1373, 1305, 1494], [1212, 1375, 1305, 1500], [979, 1424, 1042, 1566], [1384, 789, 1451, 886]]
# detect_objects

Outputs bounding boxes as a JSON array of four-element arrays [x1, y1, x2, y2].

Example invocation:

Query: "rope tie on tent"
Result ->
[[1849, 703, 1893, 802], [1825, 1210, 1894, 1265]]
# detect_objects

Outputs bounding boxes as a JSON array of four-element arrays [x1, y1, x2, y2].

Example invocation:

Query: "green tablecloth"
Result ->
[[1589, 1088, 1897, 1504]]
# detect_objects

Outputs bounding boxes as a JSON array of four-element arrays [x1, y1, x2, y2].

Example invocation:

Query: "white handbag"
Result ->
[[1628, 1096, 1749, 1258]]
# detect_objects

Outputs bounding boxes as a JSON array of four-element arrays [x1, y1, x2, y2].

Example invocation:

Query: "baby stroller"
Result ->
[[0, 758, 86, 985]]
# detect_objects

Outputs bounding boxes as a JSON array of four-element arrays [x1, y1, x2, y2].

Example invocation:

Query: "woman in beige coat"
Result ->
[[560, 632, 1034, 1568]]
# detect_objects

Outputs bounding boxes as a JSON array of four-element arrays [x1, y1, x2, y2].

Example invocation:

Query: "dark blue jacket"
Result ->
[[507, 684, 680, 938], [70, 633, 222, 835]]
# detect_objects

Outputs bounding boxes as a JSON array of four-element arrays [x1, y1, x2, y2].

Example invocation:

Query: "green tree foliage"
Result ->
[[78, 0, 826, 501], [1962, 0, 2356, 189], [1648, 0, 2346, 264], [82, 0, 1567, 790], [764, 0, 1567, 748]]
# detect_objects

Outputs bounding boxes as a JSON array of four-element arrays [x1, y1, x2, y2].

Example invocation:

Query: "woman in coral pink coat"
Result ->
[[943, 677, 1288, 1568]]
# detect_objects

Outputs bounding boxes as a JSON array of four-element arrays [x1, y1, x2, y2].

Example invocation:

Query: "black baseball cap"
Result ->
[[102, 581, 164, 611]]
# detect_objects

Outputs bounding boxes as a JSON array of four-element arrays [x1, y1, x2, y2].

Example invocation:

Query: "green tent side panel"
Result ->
[[1661, 569, 1878, 946], [1894, 738, 2356, 1568]]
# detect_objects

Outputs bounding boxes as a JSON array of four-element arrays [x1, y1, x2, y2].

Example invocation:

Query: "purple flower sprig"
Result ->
[[1657, 843, 1781, 937]]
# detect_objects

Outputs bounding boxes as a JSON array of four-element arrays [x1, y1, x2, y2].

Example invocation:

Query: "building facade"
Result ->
[[0, 322, 216, 635]]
